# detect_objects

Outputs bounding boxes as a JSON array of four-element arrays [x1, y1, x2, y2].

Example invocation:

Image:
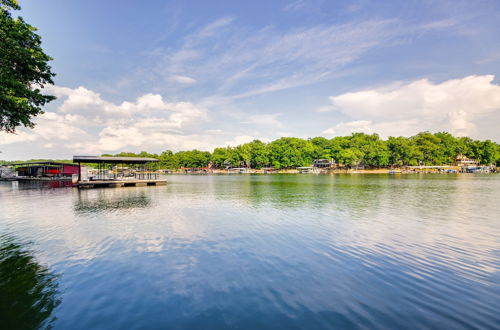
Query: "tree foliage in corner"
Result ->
[[0, 0, 55, 133]]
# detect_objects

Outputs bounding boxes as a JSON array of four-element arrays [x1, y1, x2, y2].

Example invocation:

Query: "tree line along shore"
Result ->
[[2, 132, 499, 170]]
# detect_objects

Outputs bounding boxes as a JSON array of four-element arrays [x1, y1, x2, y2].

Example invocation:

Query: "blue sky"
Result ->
[[2, 0, 500, 159]]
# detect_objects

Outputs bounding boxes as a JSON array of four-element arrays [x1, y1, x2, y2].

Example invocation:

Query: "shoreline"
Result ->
[[169, 167, 497, 175]]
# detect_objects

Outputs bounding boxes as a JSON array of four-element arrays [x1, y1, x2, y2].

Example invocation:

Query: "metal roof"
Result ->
[[73, 156, 159, 164], [7, 161, 77, 166]]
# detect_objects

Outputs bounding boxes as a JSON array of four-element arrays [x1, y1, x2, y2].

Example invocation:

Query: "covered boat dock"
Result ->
[[73, 155, 167, 188], [5, 161, 79, 180]]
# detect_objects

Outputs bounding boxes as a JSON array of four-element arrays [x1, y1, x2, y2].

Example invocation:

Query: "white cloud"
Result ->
[[45, 86, 208, 128], [322, 128, 335, 135], [320, 75, 500, 138], [0, 112, 87, 146], [0, 85, 215, 156], [0, 131, 37, 145], [3, 82, 290, 159], [33, 112, 88, 140], [46, 86, 121, 117], [445, 110, 476, 136], [170, 75, 197, 84]]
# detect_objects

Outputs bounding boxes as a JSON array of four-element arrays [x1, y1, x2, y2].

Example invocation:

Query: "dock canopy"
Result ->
[[73, 155, 160, 182], [73, 156, 159, 164]]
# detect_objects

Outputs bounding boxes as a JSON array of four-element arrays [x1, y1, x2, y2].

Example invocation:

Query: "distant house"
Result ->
[[455, 154, 479, 167], [312, 159, 335, 168]]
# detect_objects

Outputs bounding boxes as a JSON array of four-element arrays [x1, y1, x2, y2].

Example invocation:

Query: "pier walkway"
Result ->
[[77, 179, 167, 188]]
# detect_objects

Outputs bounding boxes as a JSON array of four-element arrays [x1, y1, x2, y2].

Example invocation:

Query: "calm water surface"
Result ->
[[1, 174, 499, 329]]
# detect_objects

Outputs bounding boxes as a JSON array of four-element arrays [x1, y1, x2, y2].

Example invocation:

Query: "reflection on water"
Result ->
[[0, 174, 499, 329], [224, 174, 388, 211], [0, 234, 61, 330], [13, 180, 74, 189], [74, 188, 152, 214]]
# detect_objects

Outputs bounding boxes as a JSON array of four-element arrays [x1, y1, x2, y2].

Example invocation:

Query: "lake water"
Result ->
[[1, 174, 499, 329]]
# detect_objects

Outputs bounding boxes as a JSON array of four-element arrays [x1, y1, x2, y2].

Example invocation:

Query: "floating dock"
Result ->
[[77, 179, 167, 188]]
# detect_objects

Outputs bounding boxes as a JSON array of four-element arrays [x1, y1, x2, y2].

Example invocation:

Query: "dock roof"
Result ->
[[7, 161, 77, 167], [73, 156, 159, 164]]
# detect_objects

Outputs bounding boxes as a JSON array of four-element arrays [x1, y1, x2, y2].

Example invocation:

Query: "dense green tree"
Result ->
[[211, 147, 227, 168], [96, 132, 499, 170], [236, 143, 252, 167], [457, 136, 473, 156], [329, 136, 351, 161], [434, 132, 460, 164], [412, 132, 444, 165], [267, 137, 315, 169], [477, 140, 497, 165], [247, 140, 269, 168], [337, 148, 364, 167], [175, 150, 211, 168], [0, 0, 56, 132], [467, 140, 484, 163], [458, 138, 498, 165], [496, 145, 500, 167], [212, 147, 239, 168], [310, 137, 332, 160], [159, 150, 177, 168], [387, 136, 420, 166], [349, 133, 390, 167]]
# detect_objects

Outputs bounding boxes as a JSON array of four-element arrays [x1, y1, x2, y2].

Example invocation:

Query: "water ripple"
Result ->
[[1, 175, 499, 329]]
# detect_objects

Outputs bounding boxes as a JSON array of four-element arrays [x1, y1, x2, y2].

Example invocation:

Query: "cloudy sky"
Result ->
[[2, 0, 500, 160]]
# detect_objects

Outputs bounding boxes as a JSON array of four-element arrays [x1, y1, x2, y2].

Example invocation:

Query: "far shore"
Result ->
[[169, 167, 497, 175]]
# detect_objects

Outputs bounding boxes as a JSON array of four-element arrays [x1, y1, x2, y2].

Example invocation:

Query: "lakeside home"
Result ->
[[313, 159, 336, 168], [455, 154, 479, 167]]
